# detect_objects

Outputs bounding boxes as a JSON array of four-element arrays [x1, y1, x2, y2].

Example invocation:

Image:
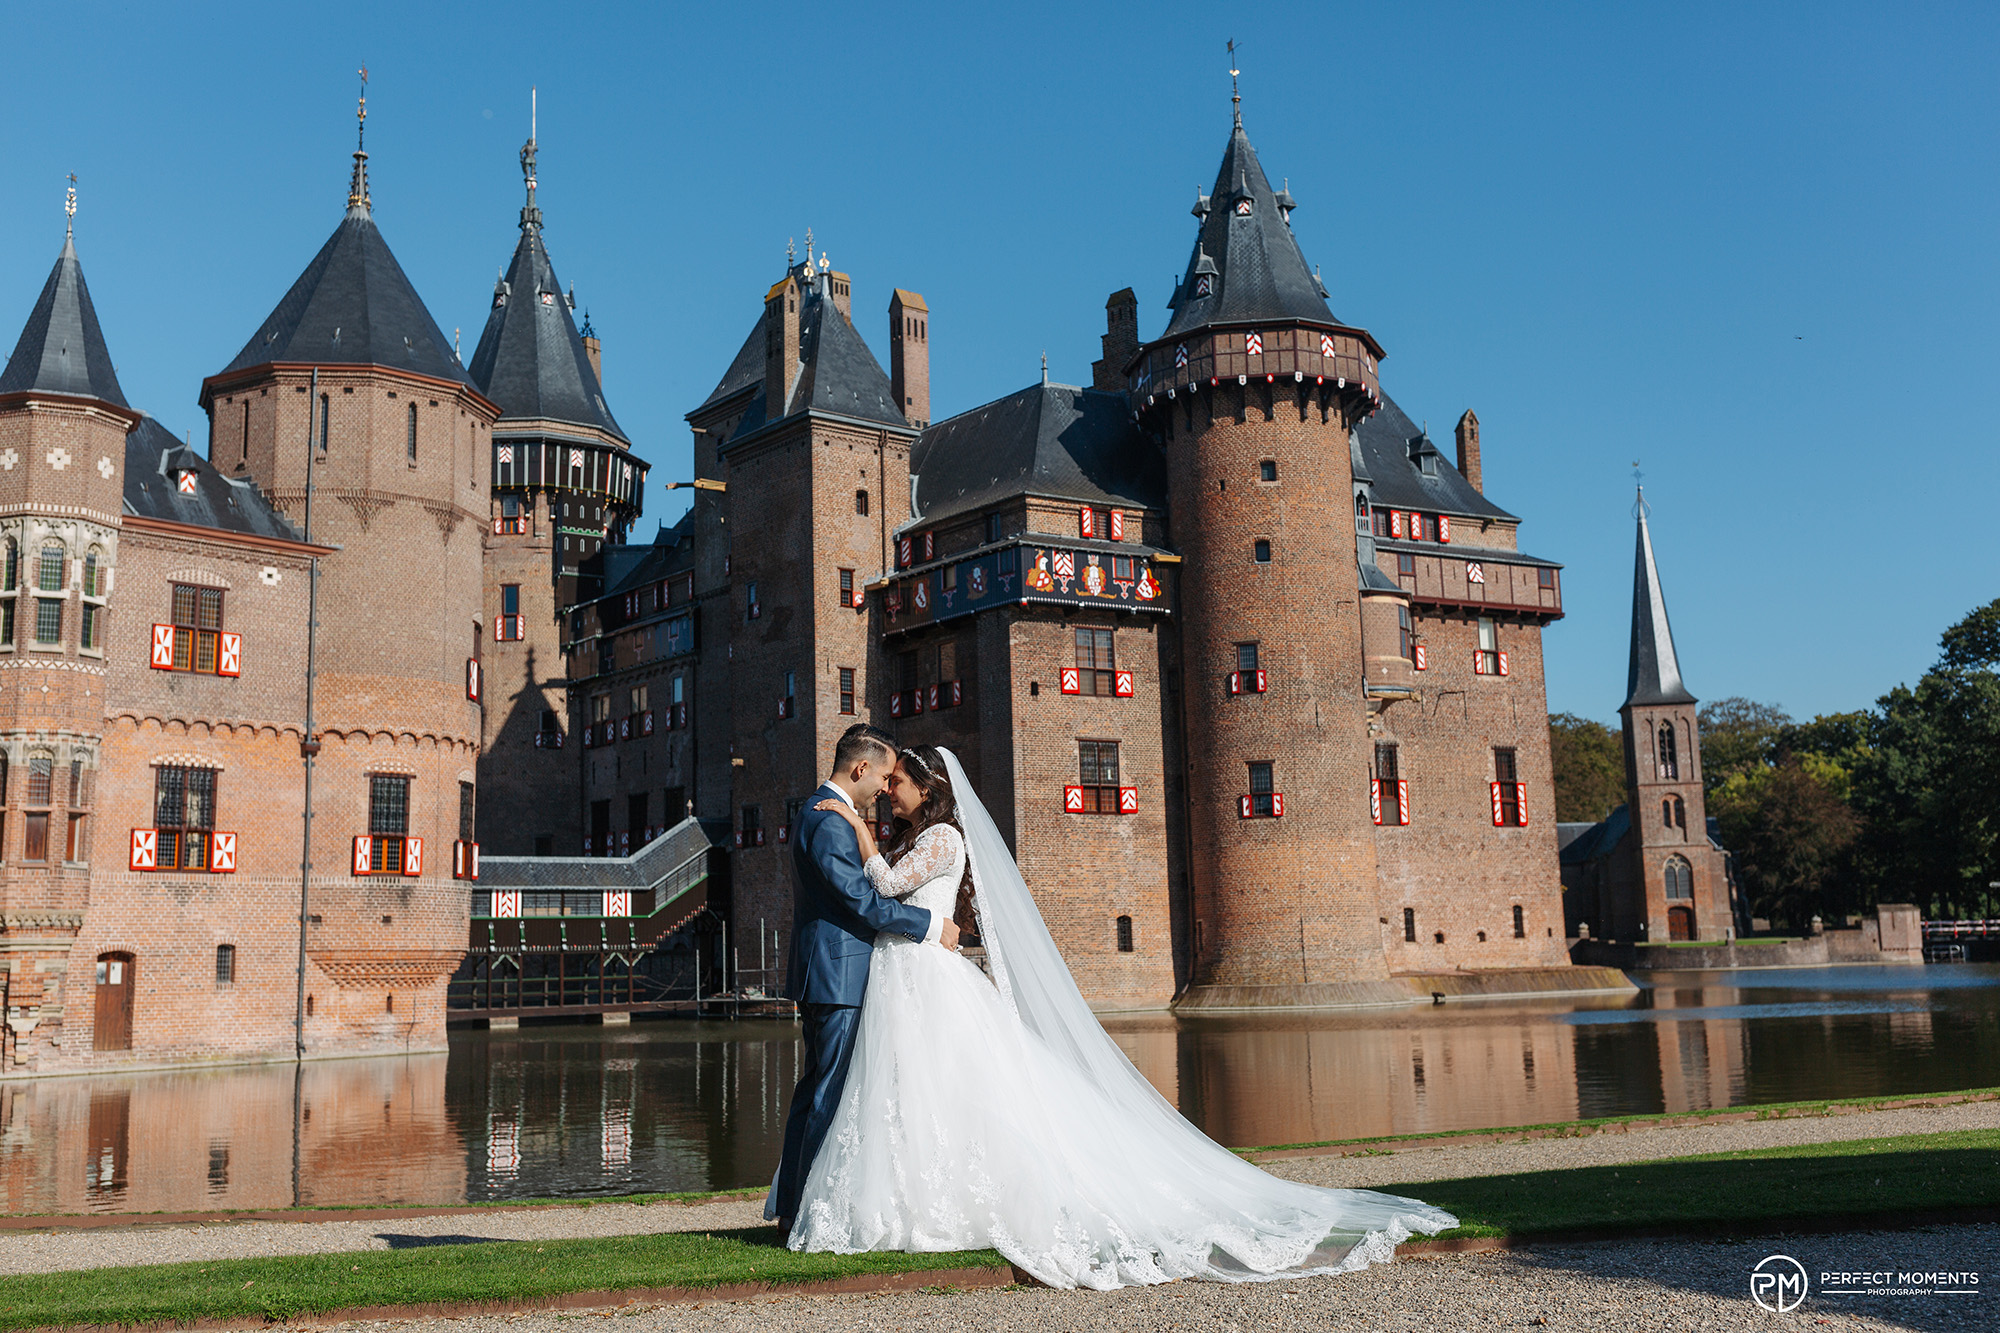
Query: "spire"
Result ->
[[0, 179, 128, 408], [1625, 487, 1696, 707], [519, 86, 542, 232], [346, 66, 371, 217], [1228, 38, 1241, 128]]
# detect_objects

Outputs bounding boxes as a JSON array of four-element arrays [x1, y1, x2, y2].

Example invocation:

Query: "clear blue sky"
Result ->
[[3, 2, 1992, 723]]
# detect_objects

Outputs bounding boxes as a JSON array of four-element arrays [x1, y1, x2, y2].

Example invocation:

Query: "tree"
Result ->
[[1710, 754, 1860, 930], [1548, 713, 1624, 823], [1697, 697, 1792, 791]]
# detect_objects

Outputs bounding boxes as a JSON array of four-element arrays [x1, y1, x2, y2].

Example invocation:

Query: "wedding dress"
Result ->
[[786, 749, 1458, 1290]]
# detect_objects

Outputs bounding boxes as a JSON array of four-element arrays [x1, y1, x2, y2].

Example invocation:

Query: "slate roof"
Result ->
[[573, 514, 691, 605], [122, 417, 307, 543], [1626, 500, 1696, 707], [698, 267, 910, 437], [467, 221, 626, 442], [1162, 117, 1336, 340], [1354, 391, 1516, 522], [0, 236, 128, 407], [911, 381, 1162, 528], [480, 814, 726, 891], [1558, 804, 1630, 866], [220, 213, 471, 386]]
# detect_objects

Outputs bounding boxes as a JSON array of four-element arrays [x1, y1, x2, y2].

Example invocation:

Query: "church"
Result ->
[[0, 86, 1596, 1075]]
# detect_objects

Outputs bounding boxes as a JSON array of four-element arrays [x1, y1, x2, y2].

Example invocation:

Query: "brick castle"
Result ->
[[2, 93, 1592, 1074]]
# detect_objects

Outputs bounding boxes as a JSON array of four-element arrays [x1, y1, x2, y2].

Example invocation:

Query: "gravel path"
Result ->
[[3, 1098, 1993, 1278], [326, 1224, 2000, 1333]]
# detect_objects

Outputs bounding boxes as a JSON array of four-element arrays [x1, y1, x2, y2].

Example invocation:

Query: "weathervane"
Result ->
[[1632, 461, 1649, 518], [64, 173, 76, 241], [803, 227, 816, 277], [787, 236, 796, 267], [347, 66, 372, 214], [1228, 38, 1241, 124]]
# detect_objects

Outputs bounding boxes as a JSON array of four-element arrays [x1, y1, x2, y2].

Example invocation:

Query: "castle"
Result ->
[[1, 90, 1585, 1075]]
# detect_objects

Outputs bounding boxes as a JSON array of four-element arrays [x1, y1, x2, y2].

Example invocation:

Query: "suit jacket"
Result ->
[[782, 782, 934, 1005]]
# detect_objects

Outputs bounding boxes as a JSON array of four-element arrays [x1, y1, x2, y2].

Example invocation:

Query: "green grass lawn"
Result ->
[[0, 1228, 1007, 1331], [3, 1129, 1995, 1328]]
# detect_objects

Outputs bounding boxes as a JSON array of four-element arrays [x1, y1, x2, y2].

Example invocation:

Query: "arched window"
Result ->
[[1664, 854, 1693, 901], [3, 537, 17, 591], [214, 944, 235, 985], [856, 489, 869, 516], [406, 403, 418, 464], [1115, 915, 1134, 952], [240, 401, 251, 461], [83, 547, 104, 597], [37, 542, 64, 592], [1657, 721, 1679, 779], [318, 394, 330, 452]]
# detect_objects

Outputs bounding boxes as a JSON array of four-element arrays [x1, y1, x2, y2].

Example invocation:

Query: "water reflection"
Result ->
[[4, 965, 1997, 1215]]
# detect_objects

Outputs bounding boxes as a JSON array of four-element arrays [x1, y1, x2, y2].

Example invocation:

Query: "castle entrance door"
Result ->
[[1667, 907, 1695, 942], [94, 953, 134, 1050]]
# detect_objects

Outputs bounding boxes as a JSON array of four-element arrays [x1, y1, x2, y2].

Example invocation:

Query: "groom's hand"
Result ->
[[939, 917, 961, 951]]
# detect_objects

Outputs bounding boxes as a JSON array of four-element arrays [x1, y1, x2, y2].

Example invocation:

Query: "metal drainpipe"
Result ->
[[295, 367, 322, 1059]]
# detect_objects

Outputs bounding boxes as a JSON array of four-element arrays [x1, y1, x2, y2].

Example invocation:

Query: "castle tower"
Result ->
[[197, 95, 498, 1049], [1617, 493, 1729, 941], [1127, 106, 1393, 993], [466, 104, 643, 854], [0, 187, 137, 1064]]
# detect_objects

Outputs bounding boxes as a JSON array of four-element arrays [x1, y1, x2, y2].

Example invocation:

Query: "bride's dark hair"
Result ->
[[886, 745, 978, 942]]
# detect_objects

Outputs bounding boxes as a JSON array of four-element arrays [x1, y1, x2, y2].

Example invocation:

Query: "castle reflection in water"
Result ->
[[5, 966, 1996, 1215]]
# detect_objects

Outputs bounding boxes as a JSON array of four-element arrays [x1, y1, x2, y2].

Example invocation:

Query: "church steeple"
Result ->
[[0, 179, 129, 409], [1624, 490, 1696, 708]]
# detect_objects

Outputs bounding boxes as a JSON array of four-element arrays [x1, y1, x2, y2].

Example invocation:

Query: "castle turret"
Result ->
[[1129, 103, 1392, 993]]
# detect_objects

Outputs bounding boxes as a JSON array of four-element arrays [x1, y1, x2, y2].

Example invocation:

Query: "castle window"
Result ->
[[241, 402, 251, 461], [1253, 539, 1272, 564], [856, 489, 869, 516], [406, 403, 418, 465], [1476, 618, 1500, 674], [1260, 460, 1278, 482], [215, 944, 235, 986], [839, 667, 855, 715], [1538, 566, 1557, 590], [1657, 722, 1679, 779], [1494, 749, 1520, 824], [318, 395, 330, 452], [1375, 743, 1404, 823], [1372, 509, 1390, 538], [1404, 907, 1417, 943], [1665, 793, 1686, 833], [1075, 741, 1121, 814], [1398, 606, 1413, 660], [1396, 552, 1415, 578], [1236, 642, 1259, 672], [34, 597, 61, 647], [2, 538, 15, 592], [367, 775, 410, 873], [22, 754, 53, 863], [838, 568, 855, 608], [1074, 627, 1116, 695], [986, 512, 1004, 544], [169, 584, 226, 672], [66, 756, 90, 863], [1664, 854, 1693, 901], [1116, 915, 1134, 952], [460, 782, 476, 843], [499, 494, 524, 534], [37, 543, 63, 592], [82, 548, 105, 597], [1247, 761, 1276, 817], [1514, 905, 1526, 939], [154, 764, 217, 870]]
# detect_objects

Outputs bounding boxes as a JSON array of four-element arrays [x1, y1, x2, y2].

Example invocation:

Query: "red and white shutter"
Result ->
[[1397, 779, 1411, 826], [493, 889, 521, 919], [927, 684, 940, 711], [641, 710, 655, 735], [1245, 330, 1264, 356], [466, 659, 482, 702], [1079, 506, 1096, 538], [1109, 509, 1125, 541], [1254, 669, 1268, 693], [950, 680, 963, 707], [403, 837, 424, 877], [150, 625, 176, 669], [1370, 779, 1383, 825], [1117, 786, 1138, 814], [1228, 671, 1243, 695], [1413, 645, 1428, 671], [352, 835, 373, 875], [129, 828, 158, 870], [897, 536, 913, 568], [604, 890, 632, 917], [210, 831, 237, 872], [922, 531, 935, 561], [1060, 667, 1081, 694], [1491, 782, 1506, 827], [888, 692, 904, 718], [1389, 510, 1405, 539], [1498, 651, 1511, 677], [1271, 792, 1285, 818], [217, 632, 242, 677], [1437, 515, 1452, 544], [1239, 794, 1253, 819], [1474, 652, 1488, 675], [1063, 785, 1085, 813], [1516, 783, 1530, 827], [1113, 670, 1135, 698]]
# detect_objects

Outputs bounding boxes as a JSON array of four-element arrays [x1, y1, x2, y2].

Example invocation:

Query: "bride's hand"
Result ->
[[815, 799, 878, 859]]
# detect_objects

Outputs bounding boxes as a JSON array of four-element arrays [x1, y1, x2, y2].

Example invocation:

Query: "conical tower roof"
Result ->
[[1625, 494, 1696, 707], [0, 233, 128, 408], [466, 153, 625, 442], [1162, 116, 1335, 339]]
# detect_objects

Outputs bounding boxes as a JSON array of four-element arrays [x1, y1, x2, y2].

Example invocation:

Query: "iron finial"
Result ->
[[1228, 38, 1241, 126], [64, 173, 76, 241], [347, 66, 372, 215]]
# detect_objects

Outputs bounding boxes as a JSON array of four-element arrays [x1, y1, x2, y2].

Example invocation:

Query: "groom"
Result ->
[[768, 723, 959, 1236]]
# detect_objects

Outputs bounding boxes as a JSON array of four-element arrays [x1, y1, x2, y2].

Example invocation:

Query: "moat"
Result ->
[[6, 963, 1998, 1215]]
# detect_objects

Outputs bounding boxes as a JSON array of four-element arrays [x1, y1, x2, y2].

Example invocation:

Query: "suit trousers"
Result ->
[[769, 1001, 861, 1224]]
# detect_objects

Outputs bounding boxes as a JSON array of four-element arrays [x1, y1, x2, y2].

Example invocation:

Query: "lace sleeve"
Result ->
[[864, 825, 962, 900]]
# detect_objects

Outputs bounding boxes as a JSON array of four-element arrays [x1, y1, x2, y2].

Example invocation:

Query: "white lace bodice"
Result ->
[[863, 824, 965, 917]]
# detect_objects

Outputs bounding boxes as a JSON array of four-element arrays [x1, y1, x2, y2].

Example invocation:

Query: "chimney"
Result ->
[[1091, 288, 1139, 392], [764, 274, 801, 418], [888, 289, 930, 429], [582, 331, 603, 387], [1455, 410, 1482, 493], [827, 271, 852, 324]]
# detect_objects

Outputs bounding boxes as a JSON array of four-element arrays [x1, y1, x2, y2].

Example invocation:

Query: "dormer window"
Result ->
[[539, 291, 556, 307], [1234, 197, 1253, 216], [1194, 274, 1214, 298], [177, 471, 198, 495]]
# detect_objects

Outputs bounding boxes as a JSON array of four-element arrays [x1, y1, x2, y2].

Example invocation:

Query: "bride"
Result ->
[[788, 743, 1458, 1289]]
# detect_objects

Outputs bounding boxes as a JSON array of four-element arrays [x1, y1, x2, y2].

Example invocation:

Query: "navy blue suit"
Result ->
[[768, 782, 933, 1224]]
